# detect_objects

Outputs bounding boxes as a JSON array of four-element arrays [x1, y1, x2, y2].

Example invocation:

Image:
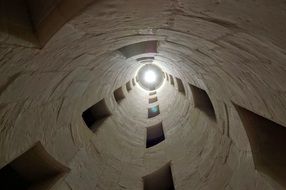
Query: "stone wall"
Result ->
[[1, 0, 286, 189]]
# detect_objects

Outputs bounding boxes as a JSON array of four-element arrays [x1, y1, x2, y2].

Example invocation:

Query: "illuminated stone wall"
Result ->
[[0, 0, 286, 189]]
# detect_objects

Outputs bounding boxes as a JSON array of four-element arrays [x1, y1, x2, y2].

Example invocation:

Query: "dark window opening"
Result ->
[[149, 91, 156, 96], [175, 77, 185, 95], [114, 87, 125, 103], [118, 41, 158, 58], [82, 99, 111, 132], [169, 75, 174, 86], [1, 0, 38, 47], [189, 84, 216, 120], [0, 142, 70, 190], [1, 0, 93, 47], [126, 81, 132, 92], [148, 105, 160, 118], [132, 78, 136, 86], [137, 57, 154, 62], [149, 97, 158, 104], [146, 122, 165, 148], [234, 104, 286, 188], [143, 163, 175, 190]]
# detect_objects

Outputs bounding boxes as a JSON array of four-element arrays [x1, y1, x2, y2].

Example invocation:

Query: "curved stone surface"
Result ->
[[0, 0, 286, 190]]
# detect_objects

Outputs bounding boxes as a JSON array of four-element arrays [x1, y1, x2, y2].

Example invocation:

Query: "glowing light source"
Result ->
[[144, 70, 157, 84], [136, 64, 164, 91]]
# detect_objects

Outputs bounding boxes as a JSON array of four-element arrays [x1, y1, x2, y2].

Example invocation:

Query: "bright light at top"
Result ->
[[136, 64, 163, 91], [144, 70, 157, 84]]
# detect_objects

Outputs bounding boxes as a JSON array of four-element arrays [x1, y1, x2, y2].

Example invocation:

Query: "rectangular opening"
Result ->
[[137, 57, 154, 62], [143, 163, 175, 190], [132, 78, 136, 86], [149, 91, 156, 96], [175, 77, 185, 95], [169, 75, 174, 86], [1, 0, 93, 47], [82, 99, 111, 132], [234, 104, 286, 188], [141, 60, 154, 64], [118, 40, 158, 58], [126, 81, 132, 92], [0, 0, 39, 47], [114, 87, 125, 104], [149, 97, 158, 104], [189, 84, 216, 121], [0, 142, 70, 190], [146, 122, 165, 148], [148, 105, 160, 118]]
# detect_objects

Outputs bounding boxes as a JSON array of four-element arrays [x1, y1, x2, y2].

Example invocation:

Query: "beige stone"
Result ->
[[0, 0, 286, 189]]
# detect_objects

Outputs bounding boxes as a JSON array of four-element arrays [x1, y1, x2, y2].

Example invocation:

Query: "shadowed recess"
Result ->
[[1, 0, 95, 47], [146, 122, 165, 148], [234, 104, 286, 188], [175, 77, 185, 95], [114, 87, 125, 104], [82, 99, 111, 132], [118, 41, 158, 58], [189, 83, 216, 121], [137, 57, 154, 62], [149, 96, 158, 104], [169, 75, 174, 86], [0, 142, 70, 190], [143, 163, 175, 190], [132, 78, 135, 86], [126, 81, 132, 92]]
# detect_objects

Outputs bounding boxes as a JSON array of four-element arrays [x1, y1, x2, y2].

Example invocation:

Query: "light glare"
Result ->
[[144, 70, 157, 84]]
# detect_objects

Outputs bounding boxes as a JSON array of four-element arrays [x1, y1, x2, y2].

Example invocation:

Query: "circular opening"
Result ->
[[137, 64, 164, 91], [144, 70, 157, 83]]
